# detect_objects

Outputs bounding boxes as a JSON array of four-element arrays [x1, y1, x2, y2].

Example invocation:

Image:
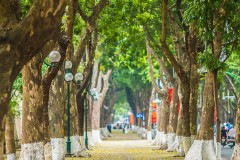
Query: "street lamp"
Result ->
[[85, 88, 98, 149], [64, 60, 83, 155], [44, 50, 61, 67]]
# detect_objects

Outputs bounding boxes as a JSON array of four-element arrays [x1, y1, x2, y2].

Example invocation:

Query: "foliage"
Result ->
[[20, 0, 32, 18], [10, 74, 23, 117], [197, 50, 228, 71]]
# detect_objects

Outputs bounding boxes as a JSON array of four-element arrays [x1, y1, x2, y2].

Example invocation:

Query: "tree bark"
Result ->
[[0, 1, 66, 158], [49, 71, 66, 159], [21, 55, 44, 159], [91, 70, 112, 143], [5, 112, 16, 159]]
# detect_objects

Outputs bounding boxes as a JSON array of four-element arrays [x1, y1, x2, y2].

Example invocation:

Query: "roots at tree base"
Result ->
[[51, 138, 65, 160], [184, 140, 216, 160], [152, 132, 168, 149], [20, 142, 44, 160]]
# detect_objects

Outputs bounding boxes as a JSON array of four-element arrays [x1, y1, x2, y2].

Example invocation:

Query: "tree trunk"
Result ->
[[5, 112, 16, 160], [189, 62, 199, 140], [158, 97, 170, 149], [21, 56, 44, 160], [92, 70, 112, 144], [147, 88, 155, 141], [167, 80, 179, 148], [0, 1, 67, 158], [126, 87, 137, 125], [49, 72, 66, 160], [185, 72, 216, 160], [231, 98, 240, 159]]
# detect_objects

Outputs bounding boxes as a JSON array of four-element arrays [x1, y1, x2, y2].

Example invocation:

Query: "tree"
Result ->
[[0, 1, 67, 157]]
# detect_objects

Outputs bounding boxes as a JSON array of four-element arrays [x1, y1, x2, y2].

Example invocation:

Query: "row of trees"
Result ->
[[97, 0, 240, 159], [0, 0, 240, 160]]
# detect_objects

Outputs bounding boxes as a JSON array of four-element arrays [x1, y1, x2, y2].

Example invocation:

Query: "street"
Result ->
[[222, 145, 233, 160]]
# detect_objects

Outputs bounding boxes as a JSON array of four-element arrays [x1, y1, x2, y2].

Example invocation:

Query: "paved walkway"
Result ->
[[74, 130, 184, 160]]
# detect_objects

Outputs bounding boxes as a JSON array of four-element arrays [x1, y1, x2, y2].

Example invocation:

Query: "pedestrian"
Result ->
[[227, 126, 236, 139]]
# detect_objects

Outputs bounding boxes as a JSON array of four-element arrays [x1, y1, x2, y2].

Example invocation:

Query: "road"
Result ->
[[222, 145, 233, 160]]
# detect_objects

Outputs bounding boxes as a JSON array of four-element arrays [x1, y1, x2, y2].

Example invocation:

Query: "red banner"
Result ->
[[169, 88, 173, 104], [129, 114, 134, 125], [152, 111, 157, 123], [152, 101, 157, 110]]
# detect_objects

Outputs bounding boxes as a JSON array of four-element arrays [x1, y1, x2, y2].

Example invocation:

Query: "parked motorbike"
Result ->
[[227, 136, 235, 148]]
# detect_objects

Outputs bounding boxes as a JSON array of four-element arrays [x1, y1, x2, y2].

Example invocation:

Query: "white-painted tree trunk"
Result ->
[[44, 142, 52, 160], [51, 138, 65, 160], [147, 131, 152, 141], [162, 133, 168, 146], [216, 142, 221, 160], [87, 131, 95, 147], [80, 136, 84, 145], [7, 153, 16, 160], [191, 135, 196, 144], [176, 136, 184, 155], [185, 140, 216, 160], [182, 136, 191, 154], [231, 144, 240, 160], [92, 130, 102, 144], [167, 133, 176, 148], [167, 135, 178, 152], [20, 142, 44, 160], [152, 131, 160, 145], [70, 135, 82, 155]]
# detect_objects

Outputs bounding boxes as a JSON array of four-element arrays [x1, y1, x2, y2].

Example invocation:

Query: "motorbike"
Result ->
[[227, 136, 235, 148], [221, 136, 226, 147]]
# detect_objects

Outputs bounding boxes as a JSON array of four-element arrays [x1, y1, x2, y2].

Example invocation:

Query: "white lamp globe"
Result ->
[[65, 61, 72, 69], [49, 51, 61, 63], [90, 88, 97, 96], [75, 73, 83, 82], [64, 72, 73, 82]]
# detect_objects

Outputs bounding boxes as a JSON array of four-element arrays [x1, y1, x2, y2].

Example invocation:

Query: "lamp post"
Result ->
[[64, 60, 83, 155], [44, 50, 61, 67], [84, 99, 88, 149], [85, 88, 98, 149]]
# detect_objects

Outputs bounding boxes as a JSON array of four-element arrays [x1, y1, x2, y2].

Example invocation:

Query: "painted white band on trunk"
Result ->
[[152, 131, 160, 145], [176, 136, 184, 155], [147, 131, 152, 141], [182, 136, 191, 154], [7, 153, 16, 160], [202, 140, 215, 160], [216, 142, 221, 160], [51, 138, 65, 160], [86, 131, 95, 147], [92, 130, 102, 144], [70, 135, 82, 155], [167, 133, 176, 148], [231, 143, 240, 160], [20, 142, 44, 160], [185, 140, 216, 160], [167, 135, 178, 151], [44, 142, 52, 160], [162, 133, 168, 144]]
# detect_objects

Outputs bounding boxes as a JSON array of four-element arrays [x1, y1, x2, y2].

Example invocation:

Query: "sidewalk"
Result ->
[[66, 130, 184, 160]]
